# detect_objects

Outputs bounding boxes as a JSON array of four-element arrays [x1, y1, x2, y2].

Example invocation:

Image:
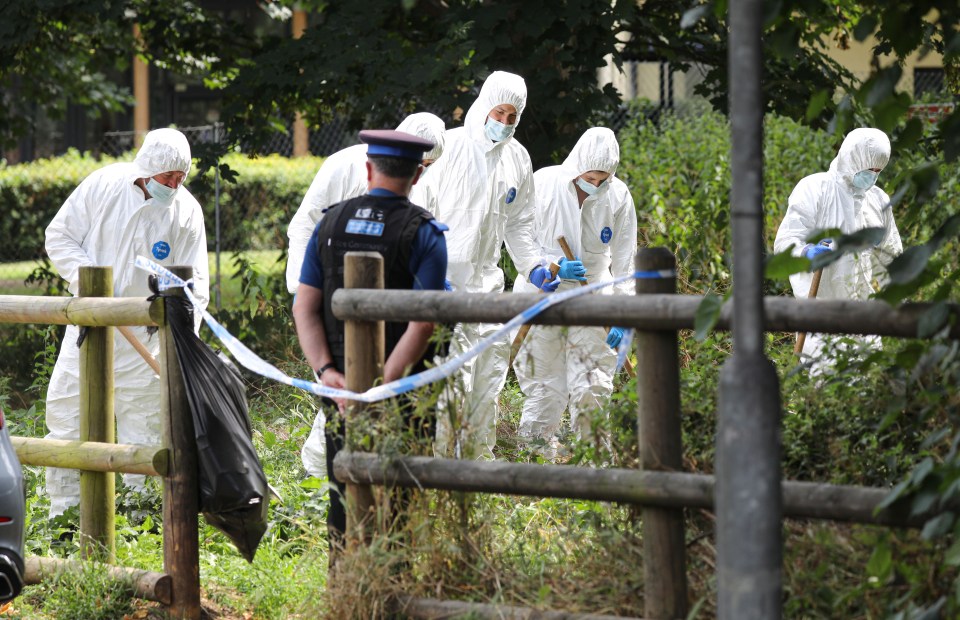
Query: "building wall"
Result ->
[[600, 27, 949, 107], [824, 35, 946, 98]]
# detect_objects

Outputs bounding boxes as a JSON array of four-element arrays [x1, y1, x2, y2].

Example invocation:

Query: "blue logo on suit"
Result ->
[[152, 241, 171, 260]]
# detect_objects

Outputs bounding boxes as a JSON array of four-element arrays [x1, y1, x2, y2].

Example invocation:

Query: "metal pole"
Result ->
[[214, 150, 222, 311], [717, 0, 783, 617]]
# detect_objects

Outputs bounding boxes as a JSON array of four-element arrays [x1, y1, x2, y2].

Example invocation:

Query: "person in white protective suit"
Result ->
[[431, 71, 554, 460], [44, 128, 210, 517], [774, 127, 902, 373], [286, 113, 445, 479], [513, 127, 637, 457]]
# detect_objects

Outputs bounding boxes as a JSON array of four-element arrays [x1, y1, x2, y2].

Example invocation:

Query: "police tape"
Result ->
[[137, 256, 674, 403]]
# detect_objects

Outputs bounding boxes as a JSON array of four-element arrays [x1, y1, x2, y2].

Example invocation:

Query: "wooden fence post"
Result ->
[[343, 252, 385, 544], [159, 266, 201, 620], [78, 266, 115, 562], [635, 248, 688, 619]]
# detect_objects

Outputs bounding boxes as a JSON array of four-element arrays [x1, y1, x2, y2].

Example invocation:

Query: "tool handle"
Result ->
[[118, 325, 162, 374], [794, 269, 824, 355], [557, 236, 588, 288], [509, 262, 561, 366]]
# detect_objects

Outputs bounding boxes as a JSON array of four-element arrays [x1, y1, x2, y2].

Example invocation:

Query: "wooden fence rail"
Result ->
[[11, 437, 167, 476], [0, 295, 161, 326], [333, 289, 959, 338], [333, 453, 926, 528], [2, 266, 201, 619], [332, 249, 945, 620]]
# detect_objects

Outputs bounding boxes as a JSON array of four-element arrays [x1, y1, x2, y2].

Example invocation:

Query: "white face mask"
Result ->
[[852, 169, 879, 191], [483, 117, 514, 142], [146, 178, 179, 203]]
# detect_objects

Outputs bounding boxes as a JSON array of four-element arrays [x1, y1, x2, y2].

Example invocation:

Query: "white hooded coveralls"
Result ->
[[431, 71, 545, 460], [514, 128, 637, 450], [286, 113, 445, 477], [285, 113, 446, 295], [773, 127, 902, 366], [44, 128, 210, 516]]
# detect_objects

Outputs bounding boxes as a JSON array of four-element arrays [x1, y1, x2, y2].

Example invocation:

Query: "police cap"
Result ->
[[359, 129, 435, 162]]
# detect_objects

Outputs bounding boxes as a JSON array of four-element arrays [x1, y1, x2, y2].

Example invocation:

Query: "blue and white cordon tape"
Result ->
[[136, 256, 674, 403]]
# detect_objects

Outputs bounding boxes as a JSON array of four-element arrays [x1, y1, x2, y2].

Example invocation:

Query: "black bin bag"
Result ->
[[165, 295, 268, 562]]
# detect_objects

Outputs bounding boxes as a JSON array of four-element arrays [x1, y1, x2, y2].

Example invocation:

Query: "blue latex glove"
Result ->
[[443, 279, 454, 292], [803, 239, 833, 260], [606, 326, 625, 349], [529, 266, 560, 292], [558, 257, 587, 281]]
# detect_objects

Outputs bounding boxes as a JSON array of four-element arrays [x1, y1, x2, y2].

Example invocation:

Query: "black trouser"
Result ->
[[323, 397, 435, 550]]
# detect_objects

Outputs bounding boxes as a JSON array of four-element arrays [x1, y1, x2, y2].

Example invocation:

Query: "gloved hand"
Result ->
[[443, 279, 454, 292], [606, 326, 626, 349], [558, 257, 587, 281], [802, 239, 833, 260], [529, 266, 560, 292]]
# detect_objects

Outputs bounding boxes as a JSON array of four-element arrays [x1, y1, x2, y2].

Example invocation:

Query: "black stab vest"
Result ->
[[316, 193, 435, 371]]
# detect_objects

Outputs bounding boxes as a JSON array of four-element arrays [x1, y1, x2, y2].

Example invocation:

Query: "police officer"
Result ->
[[292, 129, 448, 545]]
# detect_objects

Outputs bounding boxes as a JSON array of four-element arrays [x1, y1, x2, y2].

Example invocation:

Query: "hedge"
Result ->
[[0, 151, 325, 262], [2, 111, 955, 291]]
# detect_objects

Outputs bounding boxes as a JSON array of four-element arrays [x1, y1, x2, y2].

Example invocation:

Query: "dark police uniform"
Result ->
[[299, 130, 447, 542]]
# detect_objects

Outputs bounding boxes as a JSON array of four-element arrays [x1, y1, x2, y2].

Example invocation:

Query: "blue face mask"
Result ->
[[852, 169, 879, 191], [575, 177, 607, 196], [484, 117, 514, 142], [146, 178, 179, 203]]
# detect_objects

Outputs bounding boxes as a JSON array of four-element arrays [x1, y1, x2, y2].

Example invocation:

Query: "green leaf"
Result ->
[[694, 293, 723, 342], [853, 15, 878, 42], [917, 301, 950, 339], [947, 539, 960, 567], [680, 3, 712, 29], [893, 117, 924, 152], [862, 65, 902, 108], [866, 541, 892, 581], [263, 430, 277, 448], [767, 22, 801, 58], [836, 227, 887, 252], [910, 457, 935, 485], [803, 228, 843, 245], [909, 490, 940, 518], [765, 248, 809, 279], [300, 476, 325, 490], [887, 244, 934, 285], [921, 512, 955, 540], [875, 479, 910, 512], [929, 212, 960, 249], [805, 89, 830, 122]]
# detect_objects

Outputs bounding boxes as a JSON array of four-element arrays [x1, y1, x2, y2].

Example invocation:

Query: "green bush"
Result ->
[[0, 150, 325, 261], [0, 150, 120, 262], [617, 101, 838, 296], [190, 152, 325, 252]]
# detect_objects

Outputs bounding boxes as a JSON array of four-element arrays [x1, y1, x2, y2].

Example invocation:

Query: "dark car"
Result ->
[[0, 404, 24, 602]]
